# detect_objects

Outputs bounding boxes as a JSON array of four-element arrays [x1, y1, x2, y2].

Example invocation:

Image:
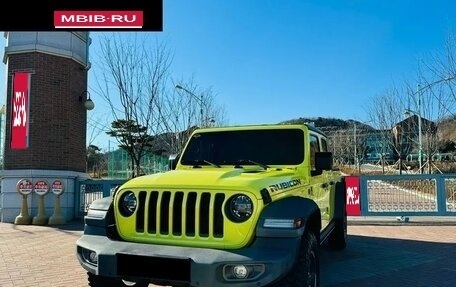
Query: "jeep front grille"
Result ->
[[135, 191, 226, 238]]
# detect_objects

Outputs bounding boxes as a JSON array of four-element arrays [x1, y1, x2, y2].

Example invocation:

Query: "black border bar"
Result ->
[[2, 0, 162, 31]]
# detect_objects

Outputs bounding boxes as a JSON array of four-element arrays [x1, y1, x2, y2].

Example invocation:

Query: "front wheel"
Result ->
[[270, 230, 319, 287], [88, 273, 149, 287]]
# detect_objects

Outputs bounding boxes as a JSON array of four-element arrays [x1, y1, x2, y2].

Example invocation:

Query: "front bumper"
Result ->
[[76, 234, 300, 287]]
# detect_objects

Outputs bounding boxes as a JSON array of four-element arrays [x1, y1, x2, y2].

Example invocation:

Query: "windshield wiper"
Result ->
[[190, 159, 221, 168], [235, 159, 269, 170]]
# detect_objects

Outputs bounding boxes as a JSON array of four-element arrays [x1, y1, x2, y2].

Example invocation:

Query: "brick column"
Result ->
[[1, 32, 91, 223]]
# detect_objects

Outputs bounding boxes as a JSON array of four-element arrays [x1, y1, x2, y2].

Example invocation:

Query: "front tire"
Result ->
[[271, 230, 320, 287], [88, 273, 149, 287]]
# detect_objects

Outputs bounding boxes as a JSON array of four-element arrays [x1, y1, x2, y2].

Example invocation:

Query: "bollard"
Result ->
[[48, 179, 66, 225], [14, 179, 33, 225], [32, 180, 50, 225], [15, 194, 32, 225]]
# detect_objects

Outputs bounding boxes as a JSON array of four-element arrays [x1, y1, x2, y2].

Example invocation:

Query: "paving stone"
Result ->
[[0, 219, 455, 286]]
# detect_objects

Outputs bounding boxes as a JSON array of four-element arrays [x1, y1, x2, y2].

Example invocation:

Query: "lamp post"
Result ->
[[175, 84, 206, 127], [404, 84, 424, 174], [402, 75, 456, 173], [404, 107, 423, 174], [354, 122, 357, 171]]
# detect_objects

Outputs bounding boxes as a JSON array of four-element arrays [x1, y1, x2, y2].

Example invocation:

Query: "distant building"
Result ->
[[364, 130, 395, 164], [393, 115, 436, 161]]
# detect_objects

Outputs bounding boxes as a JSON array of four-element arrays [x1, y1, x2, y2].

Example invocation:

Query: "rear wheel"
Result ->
[[88, 273, 149, 287], [271, 230, 319, 287]]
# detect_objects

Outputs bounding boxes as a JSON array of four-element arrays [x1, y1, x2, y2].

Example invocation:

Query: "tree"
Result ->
[[411, 32, 456, 172], [328, 129, 353, 166], [87, 145, 107, 178], [106, 119, 154, 177], [365, 86, 409, 174], [419, 32, 456, 110], [157, 77, 228, 155], [326, 121, 369, 171], [93, 32, 172, 178], [92, 33, 228, 177]]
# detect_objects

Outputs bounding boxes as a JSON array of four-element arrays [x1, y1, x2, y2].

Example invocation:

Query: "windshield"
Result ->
[[180, 128, 305, 166]]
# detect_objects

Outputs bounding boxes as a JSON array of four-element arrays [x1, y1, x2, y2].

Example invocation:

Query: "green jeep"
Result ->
[[76, 123, 347, 287]]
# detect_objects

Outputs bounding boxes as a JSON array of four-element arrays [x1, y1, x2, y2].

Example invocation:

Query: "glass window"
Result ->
[[181, 129, 305, 166], [321, 138, 328, 152], [309, 135, 320, 170]]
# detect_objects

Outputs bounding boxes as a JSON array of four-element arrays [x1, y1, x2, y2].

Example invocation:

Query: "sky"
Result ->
[[154, 0, 456, 123], [2, 0, 456, 151]]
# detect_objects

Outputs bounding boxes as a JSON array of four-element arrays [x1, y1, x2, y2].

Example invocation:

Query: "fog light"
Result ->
[[80, 247, 98, 266], [233, 265, 248, 279], [223, 264, 265, 281], [89, 251, 98, 264]]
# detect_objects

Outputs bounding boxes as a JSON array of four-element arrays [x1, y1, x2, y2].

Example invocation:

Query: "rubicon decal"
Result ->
[[54, 11, 143, 28], [268, 179, 302, 192]]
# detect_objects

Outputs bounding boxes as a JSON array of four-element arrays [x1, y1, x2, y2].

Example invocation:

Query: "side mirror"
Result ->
[[168, 154, 180, 170], [315, 152, 333, 171]]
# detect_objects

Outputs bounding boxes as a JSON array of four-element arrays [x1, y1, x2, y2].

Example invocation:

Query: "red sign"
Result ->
[[16, 179, 33, 195], [54, 11, 144, 29], [345, 176, 361, 216], [34, 180, 50, 196], [11, 72, 30, 149], [51, 179, 65, 195]]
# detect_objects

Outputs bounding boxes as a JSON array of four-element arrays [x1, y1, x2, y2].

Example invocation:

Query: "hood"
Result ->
[[122, 167, 302, 194]]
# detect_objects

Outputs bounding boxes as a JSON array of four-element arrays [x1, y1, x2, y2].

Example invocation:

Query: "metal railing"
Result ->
[[75, 179, 126, 218], [74, 174, 456, 220], [360, 174, 456, 216]]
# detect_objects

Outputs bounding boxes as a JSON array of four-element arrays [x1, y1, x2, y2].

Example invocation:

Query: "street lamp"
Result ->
[[175, 84, 206, 127], [404, 84, 424, 174], [354, 122, 358, 171], [404, 107, 423, 173], [402, 74, 456, 174]]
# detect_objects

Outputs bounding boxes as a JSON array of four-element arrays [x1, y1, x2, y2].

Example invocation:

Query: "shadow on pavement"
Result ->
[[321, 235, 456, 287], [54, 219, 85, 231]]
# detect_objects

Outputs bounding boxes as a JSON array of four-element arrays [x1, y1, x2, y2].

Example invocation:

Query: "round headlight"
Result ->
[[226, 194, 253, 222], [119, 191, 137, 217]]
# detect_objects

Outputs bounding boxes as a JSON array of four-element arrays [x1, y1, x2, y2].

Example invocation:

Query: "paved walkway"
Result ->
[[0, 217, 455, 286], [322, 217, 456, 287]]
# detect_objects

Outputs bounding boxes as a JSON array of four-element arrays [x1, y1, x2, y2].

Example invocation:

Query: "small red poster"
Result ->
[[345, 176, 361, 216]]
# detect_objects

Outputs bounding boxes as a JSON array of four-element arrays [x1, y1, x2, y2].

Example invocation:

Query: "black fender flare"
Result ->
[[87, 196, 113, 211], [256, 196, 320, 238], [83, 196, 118, 238], [333, 178, 347, 220]]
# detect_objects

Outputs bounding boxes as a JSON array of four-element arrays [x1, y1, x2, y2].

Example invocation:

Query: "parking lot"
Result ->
[[0, 218, 455, 287]]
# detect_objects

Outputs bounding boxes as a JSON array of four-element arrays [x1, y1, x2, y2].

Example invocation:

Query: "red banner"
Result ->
[[345, 176, 361, 216], [11, 72, 30, 149]]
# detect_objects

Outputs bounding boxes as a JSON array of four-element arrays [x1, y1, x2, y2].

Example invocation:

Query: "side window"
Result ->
[[310, 135, 320, 170], [321, 138, 328, 152]]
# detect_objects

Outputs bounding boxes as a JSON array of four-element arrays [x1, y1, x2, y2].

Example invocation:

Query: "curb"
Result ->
[[348, 216, 456, 226]]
